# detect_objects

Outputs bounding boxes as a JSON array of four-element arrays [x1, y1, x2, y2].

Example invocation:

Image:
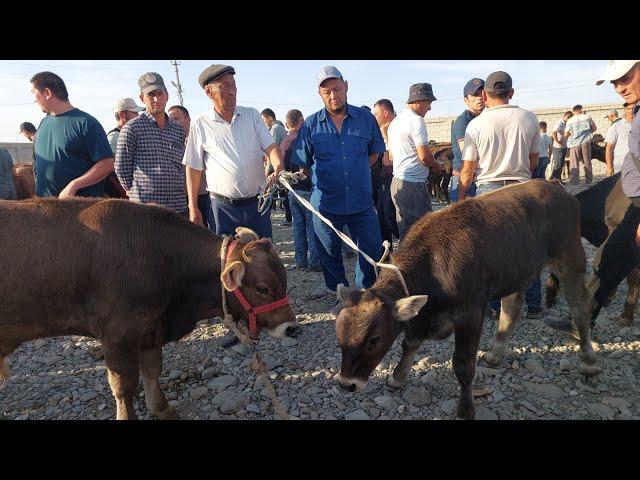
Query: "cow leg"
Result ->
[[484, 291, 523, 366], [140, 346, 178, 420], [453, 307, 484, 420], [103, 342, 140, 420], [387, 336, 422, 389], [0, 356, 10, 382], [619, 268, 640, 327]]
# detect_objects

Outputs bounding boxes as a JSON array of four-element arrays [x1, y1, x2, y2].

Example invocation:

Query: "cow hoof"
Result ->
[[386, 375, 403, 389], [482, 351, 501, 366], [155, 405, 179, 420], [578, 361, 601, 377], [616, 316, 633, 328]]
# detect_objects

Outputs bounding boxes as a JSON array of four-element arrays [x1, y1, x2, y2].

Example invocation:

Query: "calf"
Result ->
[[0, 198, 297, 419], [334, 180, 599, 420]]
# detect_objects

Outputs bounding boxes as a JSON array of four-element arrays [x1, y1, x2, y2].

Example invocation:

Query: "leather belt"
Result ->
[[210, 192, 259, 206]]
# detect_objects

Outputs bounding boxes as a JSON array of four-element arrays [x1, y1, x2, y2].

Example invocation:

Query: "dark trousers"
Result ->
[[198, 193, 213, 230], [532, 157, 549, 180], [373, 174, 398, 244], [209, 195, 272, 239], [313, 206, 382, 291], [289, 189, 320, 269], [390, 177, 433, 240]]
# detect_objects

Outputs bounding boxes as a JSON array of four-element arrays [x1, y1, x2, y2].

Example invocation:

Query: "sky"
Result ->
[[0, 60, 623, 143]]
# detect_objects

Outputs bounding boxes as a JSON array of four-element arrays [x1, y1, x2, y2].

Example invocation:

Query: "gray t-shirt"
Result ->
[[270, 121, 288, 145], [621, 105, 640, 198]]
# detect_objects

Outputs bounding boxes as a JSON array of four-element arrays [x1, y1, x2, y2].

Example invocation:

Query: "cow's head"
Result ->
[[220, 227, 298, 338], [334, 284, 429, 392]]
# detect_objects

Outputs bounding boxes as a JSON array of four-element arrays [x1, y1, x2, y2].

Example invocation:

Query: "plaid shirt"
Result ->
[[115, 111, 187, 212]]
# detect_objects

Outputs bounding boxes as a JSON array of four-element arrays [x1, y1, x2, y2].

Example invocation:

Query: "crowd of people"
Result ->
[[2, 60, 639, 344]]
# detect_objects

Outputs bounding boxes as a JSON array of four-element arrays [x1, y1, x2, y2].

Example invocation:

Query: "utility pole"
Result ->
[[171, 60, 184, 106]]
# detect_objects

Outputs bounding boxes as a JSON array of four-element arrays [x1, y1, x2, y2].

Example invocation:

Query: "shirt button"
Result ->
[[343, 156, 346, 159]]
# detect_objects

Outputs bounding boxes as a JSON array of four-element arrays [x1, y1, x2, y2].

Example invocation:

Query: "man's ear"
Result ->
[[220, 261, 245, 291]]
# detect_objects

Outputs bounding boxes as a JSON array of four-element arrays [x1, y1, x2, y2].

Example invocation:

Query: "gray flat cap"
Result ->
[[138, 72, 167, 94], [199, 64, 236, 88]]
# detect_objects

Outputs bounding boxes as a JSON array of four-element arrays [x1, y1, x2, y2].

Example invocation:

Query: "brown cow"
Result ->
[[12, 163, 35, 199], [0, 198, 297, 419], [334, 180, 600, 420], [427, 143, 453, 204]]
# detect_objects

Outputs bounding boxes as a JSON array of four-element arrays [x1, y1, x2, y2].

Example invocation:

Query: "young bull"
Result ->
[[335, 180, 600, 420], [0, 198, 297, 420]]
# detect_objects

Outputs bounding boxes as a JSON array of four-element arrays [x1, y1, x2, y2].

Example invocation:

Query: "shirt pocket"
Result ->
[[349, 133, 370, 155], [311, 133, 334, 159]]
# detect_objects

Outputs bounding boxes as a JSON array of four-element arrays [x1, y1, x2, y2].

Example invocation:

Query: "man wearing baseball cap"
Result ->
[[107, 98, 145, 155], [115, 72, 188, 214], [548, 61, 640, 334], [290, 66, 386, 304], [450, 77, 485, 202]]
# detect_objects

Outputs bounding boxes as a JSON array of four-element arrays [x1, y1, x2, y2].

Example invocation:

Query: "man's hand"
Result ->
[[382, 151, 392, 167], [58, 181, 79, 199], [606, 166, 614, 177], [189, 206, 203, 226]]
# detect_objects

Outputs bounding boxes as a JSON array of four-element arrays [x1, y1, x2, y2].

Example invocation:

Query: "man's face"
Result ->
[[140, 89, 168, 115], [261, 114, 274, 129], [168, 108, 190, 132], [206, 74, 237, 112], [463, 88, 485, 114], [613, 63, 640, 106], [373, 104, 390, 126], [30, 85, 50, 114], [318, 78, 348, 115], [413, 100, 432, 117], [20, 130, 35, 142]]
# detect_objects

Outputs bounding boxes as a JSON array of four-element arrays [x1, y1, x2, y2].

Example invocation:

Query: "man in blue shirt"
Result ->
[[31, 71, 114, 198], [291, 66, 386, 301], [450, 78, 485, 202]]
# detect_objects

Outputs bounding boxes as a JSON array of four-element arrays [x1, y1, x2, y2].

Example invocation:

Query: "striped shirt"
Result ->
[[621, 104, 640, 198], [115, 111, 187, 212]]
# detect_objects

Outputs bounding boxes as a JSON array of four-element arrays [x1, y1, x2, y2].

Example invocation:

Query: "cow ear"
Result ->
[[220, 261, 246, 291], [235, 227, 259, 243], [337, 283, 363, 307], [395, 295, 429, 322]]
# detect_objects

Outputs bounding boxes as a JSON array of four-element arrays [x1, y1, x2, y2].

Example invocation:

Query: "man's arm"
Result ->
[[605, 143, 615, 176], [265, 143, 284, 185], [589, 118, 597, 133], [59, 157, 114, 198], [529, 152, 539, 174], [458, 160, 477, 201], [114, 125, 135, 193], [186, 166, 204, 224], [551, 129, 561, 145]]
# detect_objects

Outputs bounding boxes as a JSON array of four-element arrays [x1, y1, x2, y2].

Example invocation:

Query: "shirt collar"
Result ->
[[211, 106, 240, 123], [142, 110, 170, 126], [486, 104, 518, 110], [319, 103, 357, 123]]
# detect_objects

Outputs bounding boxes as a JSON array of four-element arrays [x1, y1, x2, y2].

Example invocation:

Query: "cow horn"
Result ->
[[235, 227, 259, 243], [395, 295, 429, 322]]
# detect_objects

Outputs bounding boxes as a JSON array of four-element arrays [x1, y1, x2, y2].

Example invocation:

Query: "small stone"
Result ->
[[231, 344, 249, 356], [472, 387, 493, 398], [281, 337, 299, 347], [222, 357, 233, 365], [190, 386, 209, 400], [476, 366, 500, 377], [169, 370, 182, 380], [80, 391, 98, 402], [345, 409, 370, 420], [511, 360, 520, 370], [475, 406, 498, 420], [416, 356, 434, 369], [440, 399, 457, 415], [97, 403, 107, 411], [524, 359, 545, 376], [373, 395, 397, 410], [559, 358, 574, 372], [206, 375, 237, 393], [168, 400, 180, 408], [220, 393, 250, 415], [247, 403, 261, 414], [613, 337, 622, 343], [522, 382, 564, 399], [401, 386, 432, 407], [491, 389, 506, 403], [569, 390, 578, 397], [602, 397, 631, 411], [201, 367, 219, 381], [588, 403, 615, 420], [608, 350, 625, 359]]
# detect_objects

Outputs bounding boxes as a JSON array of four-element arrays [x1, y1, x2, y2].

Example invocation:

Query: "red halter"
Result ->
[[225, 240, 291, 338]]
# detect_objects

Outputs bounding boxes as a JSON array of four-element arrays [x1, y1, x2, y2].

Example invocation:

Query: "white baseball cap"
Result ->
[[113, 97, 145, 113], [596, 60, 640, 85]]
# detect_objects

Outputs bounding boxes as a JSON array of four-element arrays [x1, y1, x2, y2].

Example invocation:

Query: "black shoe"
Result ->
[[220, 331, 239, 348], [307, 265, 323, 272], [526, 306, 542, 320]]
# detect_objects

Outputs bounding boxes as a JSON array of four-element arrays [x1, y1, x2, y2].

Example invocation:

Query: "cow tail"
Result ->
[[545, 272, 560, 308]]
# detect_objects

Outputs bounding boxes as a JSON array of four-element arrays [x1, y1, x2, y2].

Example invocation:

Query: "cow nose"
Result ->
[[340, 382, 357, 393]]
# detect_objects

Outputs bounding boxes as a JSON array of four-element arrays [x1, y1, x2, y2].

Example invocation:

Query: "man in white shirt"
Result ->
[[387, 83, 440, 239], [604, 102, 634, 175], [550, 111, 572, 180], [182, 64, 284, 239], [564, 104, 597, 185], [459, 70, 542, 319], [534, 121, 553, 179]]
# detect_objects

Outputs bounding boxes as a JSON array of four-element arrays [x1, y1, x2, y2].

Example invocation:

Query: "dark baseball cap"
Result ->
[[407, 83, 436, 103], [463, 78, 484, 97], [138, 72, 167, 94], [484, 71, 513, 93], [198, 64, 236, 88]]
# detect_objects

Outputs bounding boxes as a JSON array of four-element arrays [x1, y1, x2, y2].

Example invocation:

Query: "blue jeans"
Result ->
[[209, 196, 272, 238], [289, 190, 320, 269], [532, 157, 549, 180], [313, 206, 382, 291], [477, 181, 542, 312], [450, 175, 477, 203], [198, 193, 214, 230]]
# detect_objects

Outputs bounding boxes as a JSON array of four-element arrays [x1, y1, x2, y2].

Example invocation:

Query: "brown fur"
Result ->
[[12, 163, 35, 200], [336, 180, 599, 419], [0, 197, 295, 419]]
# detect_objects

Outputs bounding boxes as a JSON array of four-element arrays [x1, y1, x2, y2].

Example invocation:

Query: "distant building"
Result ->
[[0, 142, 34, 164]]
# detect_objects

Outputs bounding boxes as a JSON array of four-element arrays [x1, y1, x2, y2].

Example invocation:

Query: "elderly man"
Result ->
[[107, 97, 145, 154], [183, 64, 283, 238], [291, 66, 385, 305], [388, 83, 440, 239], [450, 78, 485, 202], [115, 72, 187, 214], [548, 60, 640, 334], [30, 71, 114, 199], [605, 109, 621, 126], [459, 70, 542, 319], [604, 102, 634, 175]]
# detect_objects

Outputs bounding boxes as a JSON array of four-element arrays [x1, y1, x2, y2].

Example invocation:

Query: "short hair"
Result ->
[[360, 105, 371, 111], [19, 122, 37, 134], [485, 90, 509, 100], [539, 121, 547, 128], [572, 104, 583, 112], [261, 108, 276, 119], [30, 71, 69, 101], [374, 98, 395, 115], [168, 105, 190, 118], [285, 109, 303, 127], [564, 111, 573, 117]]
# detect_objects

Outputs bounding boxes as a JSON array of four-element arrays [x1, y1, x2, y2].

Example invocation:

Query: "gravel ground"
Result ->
[[2, 162, 639, 420]]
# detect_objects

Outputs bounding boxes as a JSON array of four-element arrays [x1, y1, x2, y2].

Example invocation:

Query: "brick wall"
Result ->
[[424, 102, 623, 143]]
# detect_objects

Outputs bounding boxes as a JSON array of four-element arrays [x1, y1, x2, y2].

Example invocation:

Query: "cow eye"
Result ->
[[256, 285, 269, 296], [367, 336, 380, 350]]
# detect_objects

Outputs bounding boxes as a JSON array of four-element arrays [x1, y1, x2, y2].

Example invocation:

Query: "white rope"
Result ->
[[277, 172, 410, 297]]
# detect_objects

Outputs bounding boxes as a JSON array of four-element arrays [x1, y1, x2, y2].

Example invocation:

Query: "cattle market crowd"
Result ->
[[1, 60, 639, 420]]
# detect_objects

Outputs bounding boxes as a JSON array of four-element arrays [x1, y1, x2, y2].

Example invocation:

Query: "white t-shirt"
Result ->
[[388, 108, 430, 182], [539, 132, 553, 158], [604, 119, 632, 173], [462, 104, 540, 185], [551, 119, 567, 148], [182, 106, 276, 198]]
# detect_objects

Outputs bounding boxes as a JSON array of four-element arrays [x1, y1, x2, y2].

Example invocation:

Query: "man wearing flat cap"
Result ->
[[547, 60, 640, 335], [387, 82, 440, 239], [450, 78, 485, 202], [183, 64, 284, 238], [115, 72, 187, 214], [290, 66, 386, 305], [459, 70, 543, 320]]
